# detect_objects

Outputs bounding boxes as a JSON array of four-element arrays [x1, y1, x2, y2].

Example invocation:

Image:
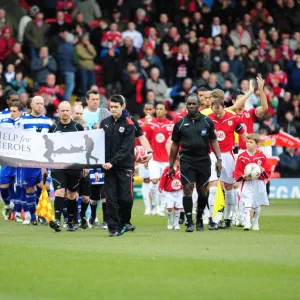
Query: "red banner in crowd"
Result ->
[[260, 131, 300, 148]]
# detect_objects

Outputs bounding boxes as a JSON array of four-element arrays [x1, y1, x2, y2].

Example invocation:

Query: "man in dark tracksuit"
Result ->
[[100, 95, 136, 237]]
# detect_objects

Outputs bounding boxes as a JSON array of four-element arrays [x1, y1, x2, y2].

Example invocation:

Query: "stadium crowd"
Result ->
[[0, 0, 299, 235]]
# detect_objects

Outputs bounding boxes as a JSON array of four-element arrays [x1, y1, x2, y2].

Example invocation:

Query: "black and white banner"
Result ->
[[0, 128, 105, 169]]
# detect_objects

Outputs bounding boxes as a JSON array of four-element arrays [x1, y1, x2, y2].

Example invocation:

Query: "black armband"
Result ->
[[233, 146, 239, 154]]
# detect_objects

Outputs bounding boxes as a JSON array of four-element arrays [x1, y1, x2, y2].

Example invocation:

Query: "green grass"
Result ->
[[0, 199, 300, 300]]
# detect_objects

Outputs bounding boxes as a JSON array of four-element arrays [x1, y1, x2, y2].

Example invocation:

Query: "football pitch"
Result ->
[[0, 199, 299, 300]]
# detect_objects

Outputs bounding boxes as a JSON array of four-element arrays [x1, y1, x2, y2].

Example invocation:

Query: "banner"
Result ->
[[260, 131, 300, 148], [0, 128, 105, 169], [269, 179, 300, 199]]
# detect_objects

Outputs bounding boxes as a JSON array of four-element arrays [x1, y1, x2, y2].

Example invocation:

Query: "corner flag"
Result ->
[[36, 185, 54, 222], [213, 179, 225, 217]]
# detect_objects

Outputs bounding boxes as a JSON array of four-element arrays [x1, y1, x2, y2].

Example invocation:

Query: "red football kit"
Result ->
[[208, 111, 245, 152], [238, 108, 258, 150], [158, 166, 183, 192], [144, 118, 173, 162], [234, 150, 271, 182]]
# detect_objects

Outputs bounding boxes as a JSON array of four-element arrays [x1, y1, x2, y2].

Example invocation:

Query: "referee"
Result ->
[[169, 93, 222, 232], [48, 101, 85, 232], [101, 95, 136, 237]]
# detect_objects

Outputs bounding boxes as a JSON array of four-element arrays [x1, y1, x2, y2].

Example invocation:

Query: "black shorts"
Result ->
[[90, 184, 106, 200], [78, 175, 91, 196], [52, 169, 82, 192], [180, 158, 211, 186]]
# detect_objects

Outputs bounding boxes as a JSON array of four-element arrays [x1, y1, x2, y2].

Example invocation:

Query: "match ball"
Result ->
[[134, 146, 147, 163], [244, 163, 261, 180]]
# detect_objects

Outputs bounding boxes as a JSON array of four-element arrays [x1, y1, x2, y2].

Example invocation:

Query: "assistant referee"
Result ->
[[169, 93, 222, 232], [48, 101, 85, 232]]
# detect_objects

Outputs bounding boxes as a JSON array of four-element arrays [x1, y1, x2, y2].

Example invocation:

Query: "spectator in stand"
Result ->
[[119, 37, 138, 69], [4, 42, 29, 76], [276, 147, 300, 178], [139, 57, 152, 80], [72, 0, 102, 24], [179, 16, 191, 40], [57, 33, 77, 101], [75, 33, 97, 96], [194, 69, 210, 88], [256, 29, 271, 57], [173, 43, 193, 83], [102, 47, 122, 98], [212, 0, 232, 25], [121, 63, 145, 116], [71, 12, 90, 36], [211, 36, 225, 72], [244, 47, 259, 79], [0, 27, 14, 62], [287, 55, 300, 94], [263, 85, 279, 116], [285, 0, 300, 32], [230, 22, 252, 54], [266, 63, 288, 88], [250, 0, 269, 24], [160, 26, 181, 51], [240, 79, 258, 110], [38, 73, 65, 110], [280, 111, 300, 138], [122, 22, 144, 50], [24, 12, 50, 59], [143, 45, 164, 75], [101, 22, 122, 49], [135, 8, 149, 36], [8, 71, 28, 95], [191, 11, 205, 37], [226, 45, 244, 82], [269, 28, 281, 49], [111, 8, 126, 32], [146, 67, 168, 103], [206, 16, 221, 38], [89, 84, 108, 108], [156, 13, 172, 39], [90, 18, 109, 53], [49, 11, 71, 36], [206, 73, 222, 90], [0, 7, 12, 36], [18, 5, 40, 44], [292, 95, 300, 122], [31, 46, 57, 89], [290, 31, 300, 51], [217, 61, 238, 90], [279, 37, 295, 62], [218, 24, 233, 50], [234, 0, 250, 22], [242, 14, 255, 40], [186, 30, 198, 62], [196, 43, 213, 74], [277, 91, 293, 125], [4, 64, 15, 84], [265, 47, 283, 74], [159, 42, 173, 86], [170, 77, 196, 108], [144, 27, 159, 51], [56, 0, 76, 23]]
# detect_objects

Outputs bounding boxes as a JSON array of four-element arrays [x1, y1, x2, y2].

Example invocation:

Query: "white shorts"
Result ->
[[220, 152, 236, 184], [148, 160, 168, 180], [209, 153, 218, 183], [240, 180, 269, 208], [164, 190, 183, 209], [138, 163, 150, 179]]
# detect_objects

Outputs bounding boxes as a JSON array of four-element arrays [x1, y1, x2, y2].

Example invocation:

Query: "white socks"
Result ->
[[192, 188, 197, 206], [208, 186, 217, 222], [174, 210, 180, 226], [224, 189, 234, 220], [167, 211, 173, 226], [244, 207, 251, 227], [149, 182, 158, 208], [253, 207, 261, 222], [142, 182, 151, 210]]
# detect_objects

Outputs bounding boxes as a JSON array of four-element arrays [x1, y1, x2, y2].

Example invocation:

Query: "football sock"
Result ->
[[174, 210, 180, 225], [180, 211, 185, 220], [91, 203, 97, 220], [167, 211, 173, 225], [224, 189, 234, 220], [1, 187, 10, 205], [54, 196, 64, 222], [80, 200, 89, 218], [102, 202, 107, 222], [196, 192, 208, 221], [149, 182, 158, 207], [142, 182, 151, 210], [26, 192, 36, 220], [63, 198, 68, 220], [192, 188, 198, 206], [67, 199, 76, 225], [21, 188, 28, 213], [244, 207, 251, 226], [183, 196, 193, 226], [208, 186, 217, 221], [253, 207, 261, 222]]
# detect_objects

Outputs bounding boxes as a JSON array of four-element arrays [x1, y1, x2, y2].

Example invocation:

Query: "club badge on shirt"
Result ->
[[119, 127, 124, 133]]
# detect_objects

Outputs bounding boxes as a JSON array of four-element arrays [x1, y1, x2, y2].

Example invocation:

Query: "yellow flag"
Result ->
[[213, 179, 225, 217], [36, 185, 54, 222]]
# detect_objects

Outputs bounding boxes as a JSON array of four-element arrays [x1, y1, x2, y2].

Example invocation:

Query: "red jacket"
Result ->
[[0, 37, 14, 61]]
